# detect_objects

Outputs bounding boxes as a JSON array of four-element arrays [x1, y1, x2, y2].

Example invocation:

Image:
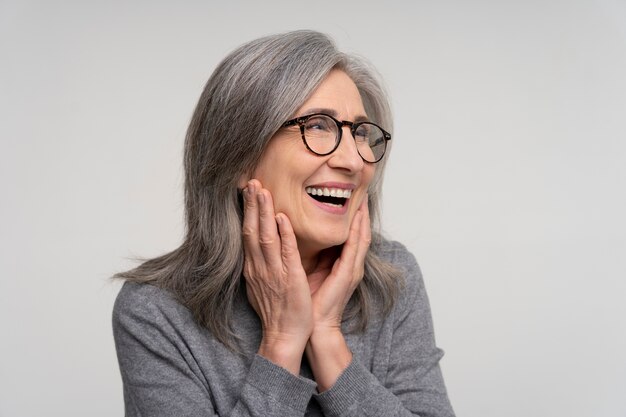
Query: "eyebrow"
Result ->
[[299, 107, 370, 123]]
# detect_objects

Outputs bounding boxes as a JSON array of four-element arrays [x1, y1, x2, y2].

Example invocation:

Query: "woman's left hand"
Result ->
[[305, 196, 371, 391], [309, 195, 371, 331]]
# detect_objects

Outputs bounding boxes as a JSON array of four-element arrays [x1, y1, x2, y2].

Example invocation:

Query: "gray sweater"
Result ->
[[112, 240, 455, 416]]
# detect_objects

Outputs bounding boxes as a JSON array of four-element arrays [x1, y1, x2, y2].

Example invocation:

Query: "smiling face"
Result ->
[[245, 69, 375, 258]]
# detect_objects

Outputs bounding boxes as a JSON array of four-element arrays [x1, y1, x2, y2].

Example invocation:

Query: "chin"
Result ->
[[296, 230, 347, 254], [314, 232, 349, 250]]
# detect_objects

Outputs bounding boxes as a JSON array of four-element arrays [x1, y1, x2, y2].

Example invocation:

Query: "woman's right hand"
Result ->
[[242, 179, 313, 375]]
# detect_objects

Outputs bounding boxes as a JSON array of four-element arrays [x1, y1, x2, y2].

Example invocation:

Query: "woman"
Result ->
[[113, 30, 455, 417]]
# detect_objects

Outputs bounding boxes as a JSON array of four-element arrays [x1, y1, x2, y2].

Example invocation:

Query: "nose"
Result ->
[[327, 126, 365, 172]]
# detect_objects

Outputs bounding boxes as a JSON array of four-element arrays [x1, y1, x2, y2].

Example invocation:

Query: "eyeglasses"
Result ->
[[281, 113, 391, 163]]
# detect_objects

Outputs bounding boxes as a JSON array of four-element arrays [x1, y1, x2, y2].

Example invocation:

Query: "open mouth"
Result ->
[[305, 187, 352, 207]]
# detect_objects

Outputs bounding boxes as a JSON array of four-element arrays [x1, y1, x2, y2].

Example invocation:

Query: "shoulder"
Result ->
[[373, 237, 423, 285], [373, 238, 421, 270], [114, 281, 178, 314], [371, 237, 427, 313], [112, 281, 196, 336]]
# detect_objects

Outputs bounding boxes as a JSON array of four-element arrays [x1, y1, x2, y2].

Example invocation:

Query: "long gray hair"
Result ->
[[116, 30, 401, 349]]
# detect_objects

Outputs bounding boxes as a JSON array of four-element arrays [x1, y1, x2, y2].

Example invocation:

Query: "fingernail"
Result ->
[[275, 214, 282, 225]]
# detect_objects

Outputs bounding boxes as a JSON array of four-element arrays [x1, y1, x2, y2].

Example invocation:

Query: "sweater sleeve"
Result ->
[[112, 282, 317, 417], [313, 243, 455, 417]]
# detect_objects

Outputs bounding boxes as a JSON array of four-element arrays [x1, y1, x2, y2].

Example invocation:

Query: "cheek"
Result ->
[[263, 177, 303, 214], [363, 166, 376, 189], [250, 154, 283, 189]]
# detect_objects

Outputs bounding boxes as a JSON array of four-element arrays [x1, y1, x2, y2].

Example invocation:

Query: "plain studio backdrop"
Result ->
[[1, 1, 625, 416]]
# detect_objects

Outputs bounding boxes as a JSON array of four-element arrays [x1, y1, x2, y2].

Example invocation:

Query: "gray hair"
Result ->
[[116, 30, 401, 349]]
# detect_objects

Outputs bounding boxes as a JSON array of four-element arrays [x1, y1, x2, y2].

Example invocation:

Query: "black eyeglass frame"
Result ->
[[281, 113, 392, 163]]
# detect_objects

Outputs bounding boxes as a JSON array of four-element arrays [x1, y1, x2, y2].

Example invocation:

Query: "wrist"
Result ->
[[258, 334, 307, 376], [306, 329, 352, 392]]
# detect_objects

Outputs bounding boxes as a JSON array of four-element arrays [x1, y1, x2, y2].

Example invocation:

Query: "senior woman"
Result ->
[[113, 30, 455, 417]]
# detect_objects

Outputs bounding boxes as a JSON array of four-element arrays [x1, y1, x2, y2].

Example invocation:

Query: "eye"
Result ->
[[305, 115, 334, 132], [354, 123, 372, 143]]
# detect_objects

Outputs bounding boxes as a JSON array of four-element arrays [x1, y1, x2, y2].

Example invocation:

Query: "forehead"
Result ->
[[295, 70, 366, 117]]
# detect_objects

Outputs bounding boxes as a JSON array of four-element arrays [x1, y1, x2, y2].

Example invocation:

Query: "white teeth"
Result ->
[[305, 187, 352, 199]]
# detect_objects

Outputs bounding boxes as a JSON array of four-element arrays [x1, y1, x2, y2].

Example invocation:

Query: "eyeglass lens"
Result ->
[[302, 115, 386, 162]]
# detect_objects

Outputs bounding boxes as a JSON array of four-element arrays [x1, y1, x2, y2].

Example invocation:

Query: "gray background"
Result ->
[[1, 1, 625, 416]]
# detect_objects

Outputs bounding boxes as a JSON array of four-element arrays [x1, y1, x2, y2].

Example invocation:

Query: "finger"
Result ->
[[257, 188, 283, 269], [349, 209, 364, 258], [330, 209, 363, 277], [355, 195, 371, 267], [242, 180, 264, 262], [333, 197, 370, 285], [315, 247, 338, 271], [275, 213, 303, 271], [345, 197, 368, 258]]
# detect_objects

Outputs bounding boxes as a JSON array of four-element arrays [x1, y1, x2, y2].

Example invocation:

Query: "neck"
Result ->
[[298, 246, 331, 295], [299, 249, 321, 275], [296, 238, 327, 275], [297, 240, 340, 284]]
